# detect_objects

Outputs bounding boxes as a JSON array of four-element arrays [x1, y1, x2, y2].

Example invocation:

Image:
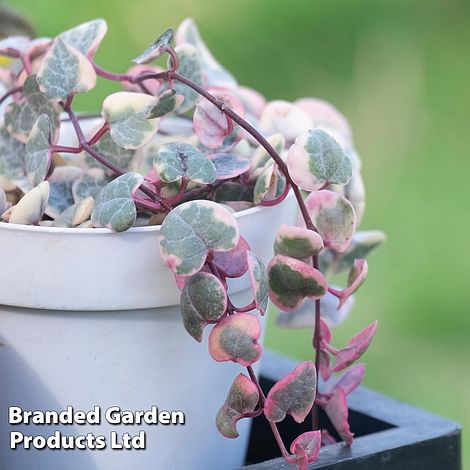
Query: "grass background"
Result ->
[[7, 0, 470, 465]]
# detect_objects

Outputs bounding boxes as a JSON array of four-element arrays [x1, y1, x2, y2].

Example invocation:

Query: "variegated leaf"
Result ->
[[274, 224, 324, 259], [72, 168, 108, 201], [45, 166, 82, 218], [159, 200, 239, 276], [268, 255, 327, 312], [58, 19, 108, 56], [9, 181, 49, 225], [52, 196, 94, 227], [25, 114, 52, 187], [264, 361, 316, 423], [287, 129, 352, 191], [37, 38, 96, 101], [327, 363, 365, 396], [0, 127, 25, 186], [153, 142, 216, 184], [212, 236, 249, 278], [305, 190, 356, 253], [253, 163, 276, 204], [133, 28, 174, 64], [4, 75, 60, 143], [147, 89, 184, 119], [173, 44, 203, 113], [180, 272, 227, 342], [216, 374, 259, 439], [247, 251, 269, 314], [289, 431, 322, 470], [102, 92, 159, 149], [336, 259, 368, 308], [176, 18, 237, 89], [88, 131, 135, 174], [208, 153, 250, 180], [91, 172, 143, 232], [249, 133, 285, 180], [324, 387, 354, 445], [208, 313, 262, 366]]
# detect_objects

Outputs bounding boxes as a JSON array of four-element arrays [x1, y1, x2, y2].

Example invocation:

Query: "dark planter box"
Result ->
[[241, 351, 461, 469]]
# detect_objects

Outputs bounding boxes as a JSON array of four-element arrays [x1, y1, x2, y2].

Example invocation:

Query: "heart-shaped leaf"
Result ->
[[133, 28, 174, 64], [193, 93, 244, 149], [276, 290, 355, 329], [305, 190, 356, 253], [344, 168, 365, 225], [147, 89, 184, 119], [91, 172, 144, 232], [333, 321, 377, 372], [45, 166, 82, 218], [216, 374, 259, 439], [324, 387, 354, 445], [52, 196, 94, 228], [329, 230, 386, 274], [9, 181, 49, 225], [37, 38, 96, 101], [264, 361, 316, 423], [208, 313, 262, 366], [173, 44, 203, 113], [209, 153, 250, 180], [249, 133, 285, 180], [159, 200, 239, 276], [296, 98, 353, 147], [212, 236, 249, 278], [0, 127, 25, 186], [260, 100, 312, 143], [176, 18, 237, 89], [153, 142, 216, 184], [58, 19, 108, 56], [268, 255, 327, 312], [4, 75, 60, 143], [287, 128, 352, 191], [328, 364, 365, 397], [247, 251, 269, 314], [180, 272, 227, 342], [72, 168, 108, 201], [274, 224, 324, 259], [0, 188, 6, 213], [102, 92, 160, 149], [318, 349, 332, 381], [253, 163, 276, 204], [336, 259, 368, 308], [289, 431, 322, 470], [214, 181, 253, 204], [25, 114, 52, 187]]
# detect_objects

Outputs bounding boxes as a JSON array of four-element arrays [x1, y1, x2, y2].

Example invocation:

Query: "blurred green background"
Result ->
[[7, 0, 470, 465]]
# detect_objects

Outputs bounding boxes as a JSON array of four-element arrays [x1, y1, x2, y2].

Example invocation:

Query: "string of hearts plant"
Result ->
[[0, 19, 386, 469]]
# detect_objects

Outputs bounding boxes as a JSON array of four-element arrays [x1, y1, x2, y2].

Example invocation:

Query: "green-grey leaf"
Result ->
[[25, 114, 51, 187], [0, 127, 25, 183], [72, 168, 109, 202], [52, 196, 94, 227], [159, 200, 239, 276], [153, 142, 216, 184], [102, 92, 159, 149], [180, 272, 227, 342], [147, 90, 184, 119], [133, 28, 174, 64], [88, 132, 135, 174], [173, 44, 203, 113], [91, 172, 143, 232], [58, 19, 108, 56], [37, 38, 97, 101], [247, 251, 269, 314], [287, 129, 352, 191], [4, 75, 60, 143], [45, 167, 82, 218], [253, 163, 274, 204]]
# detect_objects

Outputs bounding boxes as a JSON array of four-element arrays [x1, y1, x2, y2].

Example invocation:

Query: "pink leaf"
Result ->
[[212, 236, 249, 278], [247, 251, 269, 314], [324, 387, 354, 445], [208, 314, 262, 366], [193, 93, 244, 149], [318, 349, 332, 381], [336, 259, 368, 308], [333, 321, 378, 372], [288, 430, 322, 470], [123, 65, 163, 95], [321, 429, 337, 446], [329, 363, 365, 396], [216, 374, 259, 439], [264, 361, 316, 423], [319, 317, 332, 344]]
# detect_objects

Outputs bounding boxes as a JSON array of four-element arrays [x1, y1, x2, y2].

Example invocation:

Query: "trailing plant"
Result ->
[[0, 19, 385, 469]]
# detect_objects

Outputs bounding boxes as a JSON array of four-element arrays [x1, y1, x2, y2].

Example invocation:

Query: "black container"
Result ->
[[241, 351, 461, 469]]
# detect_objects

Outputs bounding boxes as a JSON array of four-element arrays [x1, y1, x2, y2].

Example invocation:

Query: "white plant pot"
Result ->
[[0, 191, 296, 470]]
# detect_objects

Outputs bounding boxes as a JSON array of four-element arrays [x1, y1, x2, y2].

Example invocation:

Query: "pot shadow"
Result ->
[[0, 334, 99, 470]]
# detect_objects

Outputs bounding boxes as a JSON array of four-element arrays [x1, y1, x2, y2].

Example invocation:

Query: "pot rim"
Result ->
[[0, 191, 295, 236]]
